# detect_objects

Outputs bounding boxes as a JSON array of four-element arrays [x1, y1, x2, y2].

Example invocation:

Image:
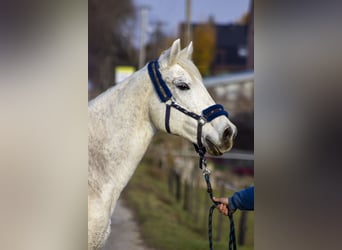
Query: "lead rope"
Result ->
[[196, 149, 237, 250]]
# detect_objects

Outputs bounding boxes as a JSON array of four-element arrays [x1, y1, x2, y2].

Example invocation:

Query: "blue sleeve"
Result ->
[[228, 186, 254, 211]]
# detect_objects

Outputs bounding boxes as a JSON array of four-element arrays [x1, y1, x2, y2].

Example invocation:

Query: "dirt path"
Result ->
[[102, 199, 154, 250]]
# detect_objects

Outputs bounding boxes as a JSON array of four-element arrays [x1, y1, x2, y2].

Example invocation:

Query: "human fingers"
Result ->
[[217, 204, 225, 211], [213, 197, 228, 205], [222, 206, 228, 216], [217, 204, 228, 216]]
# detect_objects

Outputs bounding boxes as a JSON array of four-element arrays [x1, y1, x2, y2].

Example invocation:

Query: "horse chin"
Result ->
[[204, 137, 232, 156]]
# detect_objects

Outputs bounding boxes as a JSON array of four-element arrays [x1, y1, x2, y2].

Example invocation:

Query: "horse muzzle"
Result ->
[[204, 125, 237, 156]]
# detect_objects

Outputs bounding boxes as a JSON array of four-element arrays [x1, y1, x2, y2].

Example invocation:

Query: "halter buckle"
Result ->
[[201, 158, 211, 175], [165, 97, 175, 106], [202, 166, 211, 176], [198, 117, 207, 125]]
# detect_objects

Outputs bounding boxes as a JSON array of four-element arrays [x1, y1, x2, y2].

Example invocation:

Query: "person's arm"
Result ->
[[214, 186, 254, 215], [229, 186, 254, 211]]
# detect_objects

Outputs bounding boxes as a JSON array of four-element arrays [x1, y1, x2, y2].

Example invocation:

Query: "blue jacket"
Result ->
[[228, 186, 254, 211]]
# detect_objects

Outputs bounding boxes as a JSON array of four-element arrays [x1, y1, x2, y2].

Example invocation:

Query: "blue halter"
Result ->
[[147, 60, 228, 154], [147, 60, 172, 102]]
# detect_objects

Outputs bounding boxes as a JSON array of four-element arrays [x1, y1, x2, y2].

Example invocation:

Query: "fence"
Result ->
[[151, 147, 253, 246]]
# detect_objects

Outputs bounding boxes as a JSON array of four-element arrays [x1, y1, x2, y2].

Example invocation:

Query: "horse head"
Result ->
[[148, 39, 237, 156]]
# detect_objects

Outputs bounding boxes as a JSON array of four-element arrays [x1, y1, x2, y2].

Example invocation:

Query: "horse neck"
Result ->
[[88, 66, 156, 201]]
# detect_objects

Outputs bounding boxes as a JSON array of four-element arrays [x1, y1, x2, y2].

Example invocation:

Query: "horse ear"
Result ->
[[180, 41, 193, 60], [167, 39, 181, 65]]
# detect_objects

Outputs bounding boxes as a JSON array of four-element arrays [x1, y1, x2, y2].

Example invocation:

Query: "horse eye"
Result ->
[[175, 82, 190, 91]]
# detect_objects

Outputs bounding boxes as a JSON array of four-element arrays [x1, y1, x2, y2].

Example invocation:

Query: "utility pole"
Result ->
[[150, 20, 167, 58], [185, 0, 192, 44], [139, 6, 149, 69], [181, 0, 193, 189]]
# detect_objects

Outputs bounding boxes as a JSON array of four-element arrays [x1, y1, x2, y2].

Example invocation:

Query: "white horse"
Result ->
[[88, 39, 237, 249]]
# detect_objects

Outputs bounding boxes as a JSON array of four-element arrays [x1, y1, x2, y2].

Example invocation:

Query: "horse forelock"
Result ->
[[159, 56, 202, 84], [177, 56, 202, 81]]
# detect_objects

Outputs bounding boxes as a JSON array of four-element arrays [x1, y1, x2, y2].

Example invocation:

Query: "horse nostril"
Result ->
[[223, 127, 233, 139], [223, 126, 237, 140]]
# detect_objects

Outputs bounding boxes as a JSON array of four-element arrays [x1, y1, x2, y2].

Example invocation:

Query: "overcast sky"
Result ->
[[133, 0, 251, 45]]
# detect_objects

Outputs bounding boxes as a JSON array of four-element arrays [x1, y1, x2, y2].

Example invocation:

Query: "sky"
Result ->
[[133, 0, 251, 45]]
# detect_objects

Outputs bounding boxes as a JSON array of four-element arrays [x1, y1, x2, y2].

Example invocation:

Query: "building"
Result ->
[[179, 22, 250, 74], [213, 24, 248, 74], [178, 0, 253, 75]]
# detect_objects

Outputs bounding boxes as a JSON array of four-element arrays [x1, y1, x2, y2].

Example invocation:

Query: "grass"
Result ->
[[122, 161, 254, 250]]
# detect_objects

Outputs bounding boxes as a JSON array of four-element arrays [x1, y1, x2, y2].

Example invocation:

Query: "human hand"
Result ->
[[213, 197, 229, 216]]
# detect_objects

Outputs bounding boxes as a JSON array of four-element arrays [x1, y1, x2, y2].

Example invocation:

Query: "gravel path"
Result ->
[[102, 199, 154, 250]]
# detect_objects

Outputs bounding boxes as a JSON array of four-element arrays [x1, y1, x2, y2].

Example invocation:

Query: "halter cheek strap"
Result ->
[[147, 60, 172, 102], [147, 60, 228, 153]]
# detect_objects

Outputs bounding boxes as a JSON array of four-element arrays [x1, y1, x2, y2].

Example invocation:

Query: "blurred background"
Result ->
[[2, 0, 342, 249], [89, 0, 254, 249]]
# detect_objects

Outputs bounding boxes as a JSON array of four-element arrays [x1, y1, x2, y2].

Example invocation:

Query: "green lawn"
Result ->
[[122, 162, 254, 250]]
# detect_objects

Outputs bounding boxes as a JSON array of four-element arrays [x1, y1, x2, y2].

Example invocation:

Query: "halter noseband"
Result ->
[[147, 60, 229, 155]]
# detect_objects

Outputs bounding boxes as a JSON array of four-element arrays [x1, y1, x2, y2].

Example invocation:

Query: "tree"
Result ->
[[89, 0, 136, 93], [145, 21, 168, 62], [192, 21, 216, 76], [237, 12, 251, 25], [145, 22, 177, 63]]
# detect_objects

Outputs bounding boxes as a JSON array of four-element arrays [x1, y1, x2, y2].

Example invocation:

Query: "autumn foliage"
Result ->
[[193, 22, 216, 76]]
